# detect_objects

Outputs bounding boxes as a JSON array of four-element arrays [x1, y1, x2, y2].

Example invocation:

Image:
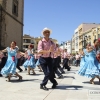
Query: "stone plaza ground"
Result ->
[[0, 66, 100, 100]]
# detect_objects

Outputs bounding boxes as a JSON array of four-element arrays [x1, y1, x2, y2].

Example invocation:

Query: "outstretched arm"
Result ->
[[0, 49, 7, 52]]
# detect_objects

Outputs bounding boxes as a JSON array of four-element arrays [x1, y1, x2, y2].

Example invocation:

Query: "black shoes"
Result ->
[[40, 83, 58, 90], [0, 74, 2, 77], [40, 85, 49, 91], [67, 67, 71, 71], [62, 71, 65, 74], [57, 75, 63, 79], [52, 83, 58, 89], [19, 70, 23, 72]]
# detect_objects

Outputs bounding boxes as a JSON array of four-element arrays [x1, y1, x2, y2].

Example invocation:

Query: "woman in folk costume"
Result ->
[[34, 51, 42, 72], [79, 51, 85, 68], [89, 39, 100, 83], [96, 38, 100, 63], [78, 40, 100, 84], [23, 44, 36, 75], [78, 43, 91, 71], [0, 41, 22, 82]]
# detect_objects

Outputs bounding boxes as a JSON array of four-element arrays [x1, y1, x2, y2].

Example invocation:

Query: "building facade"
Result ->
[[23, 34, 36, 50], [78, 23, 100, 51], [74, 28, 79, 52], [60, 41, 71, 53], [79, 26, 100, 50], [71, 34, 75, 53], [0, 0, 24, 49], [66, 41, 71, 53], [71, 28, 79, 53]]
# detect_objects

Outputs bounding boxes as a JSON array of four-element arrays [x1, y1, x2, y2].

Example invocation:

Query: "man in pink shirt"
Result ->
[[62, 49, 71, 71], [52, 44, 63, 79], [38, 27, 58, 91], [56, 44, 65, 74], [75, 53, 80, 67]]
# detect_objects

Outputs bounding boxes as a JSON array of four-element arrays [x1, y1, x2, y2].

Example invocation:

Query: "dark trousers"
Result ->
[[57, 56, 64, 73], [76, 60, 80, 66], [35, 59, 38, 64], [63, 58, 70, 71], [16, 58, 23, 71], [39, 57, 57, 86], [0, 57, 7, 75], [52, 58, 61, 77]]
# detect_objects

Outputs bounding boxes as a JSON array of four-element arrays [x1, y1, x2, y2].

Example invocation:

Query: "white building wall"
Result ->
[[74, 28, 79, 52], [59, 41, 71, 53]]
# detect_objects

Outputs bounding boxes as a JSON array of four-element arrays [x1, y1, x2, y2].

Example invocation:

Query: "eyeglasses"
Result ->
[[44, 31, 50, 34]]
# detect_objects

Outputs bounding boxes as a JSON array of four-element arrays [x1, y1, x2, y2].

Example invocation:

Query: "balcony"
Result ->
[[23, 39, 31, 43]]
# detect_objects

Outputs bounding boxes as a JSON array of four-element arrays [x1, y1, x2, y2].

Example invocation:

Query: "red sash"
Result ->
[[28, 56, 31, 60], [12, 56, 15, 61]]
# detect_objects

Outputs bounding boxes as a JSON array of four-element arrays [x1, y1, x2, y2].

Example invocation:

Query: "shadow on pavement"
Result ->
[[63, 76, 75, 79], [55, 85, 83, 90], [27, 74, 42, 76], [54, 84, 100, 90], [65, 72, 76, 74], [9, 79, 42, 83]]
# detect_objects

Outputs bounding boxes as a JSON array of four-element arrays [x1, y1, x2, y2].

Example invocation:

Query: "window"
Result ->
[[12, 0, 18, 16], [23, 39, 31, 43]]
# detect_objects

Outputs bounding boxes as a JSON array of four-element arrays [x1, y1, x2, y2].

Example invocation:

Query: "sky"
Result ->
[[24, 0, 100, 44]]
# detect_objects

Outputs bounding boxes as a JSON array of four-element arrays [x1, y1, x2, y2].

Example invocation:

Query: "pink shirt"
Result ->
[[0, 52, 4, 58], [24, 52, 28, 58], [52, 47, 58, 58], [52, 47, 61, 58], [57, 48, 62, 56], [63, 51, 70, 58], [76, 55, 80, 60], [16, 53, 21, 59], [38, 38, 55, 58]]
